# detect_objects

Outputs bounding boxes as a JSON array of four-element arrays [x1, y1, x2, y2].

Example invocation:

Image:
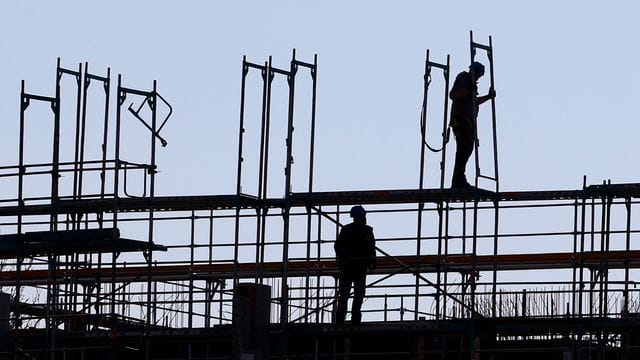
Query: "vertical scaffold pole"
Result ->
[[19, 72, 69, 351], [438, 55, 452, 321], [145, 80, 159, 360], [235, 56, 251, 286], [415, 50, 430, 320], [624, 197, 631, 314], [571, 192, 580, 316], [439, 54, 451, 190], [259, 59, 275, 283], [470, 31, 500, 318], [98, 67, 111, 199], [189, 210, 195, 328], [589, 196, 595, 317], [598, 181, 606, 317], [469, 31, 499, 191], [112, 74, 124, 360], [277, 49, 316, 327], [256, 59, 270, 282], [278, 48, 299, 359], [416, 50, 450, 320], [578, 176, 587, 318], [470, 195, 479, 317], [15, 80, 27, 336], [70, 62, 83, 205], [603, 181, 612, 317], [437, 55, 450, 321], [443, 204, 451, 319], [47, 58, 63, 359], [304, 54, 318, 323], [52, 58, 62, 210], [95, 66, 111, 326], [59, 61, 83, 320]]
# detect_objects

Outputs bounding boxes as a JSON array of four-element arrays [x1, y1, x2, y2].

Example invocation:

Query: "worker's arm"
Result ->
[[367, 227, 376, 271], [334, 227, 346, 262], [477, 86, 496, 105]]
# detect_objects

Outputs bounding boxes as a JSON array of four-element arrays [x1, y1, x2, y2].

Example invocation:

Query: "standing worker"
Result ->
[[449, 61, 496, 188], [334, 205, 376, 325]]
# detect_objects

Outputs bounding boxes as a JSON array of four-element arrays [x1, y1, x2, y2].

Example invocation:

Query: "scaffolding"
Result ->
[[1, 35, 640, 359]]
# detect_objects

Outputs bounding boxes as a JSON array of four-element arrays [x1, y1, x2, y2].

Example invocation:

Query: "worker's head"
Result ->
[[469, 61, 485, 80], [350, 205, 367, 224]]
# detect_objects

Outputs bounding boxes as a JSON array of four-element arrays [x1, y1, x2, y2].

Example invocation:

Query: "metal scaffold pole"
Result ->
[[5, 49, 640, 359], [416, 49, 451, 320], [304, 54, 318, 323], [470, 31, 501, 321]]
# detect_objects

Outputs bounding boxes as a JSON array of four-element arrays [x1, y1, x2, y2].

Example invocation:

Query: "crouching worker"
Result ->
[[334, 205, 376, 325]]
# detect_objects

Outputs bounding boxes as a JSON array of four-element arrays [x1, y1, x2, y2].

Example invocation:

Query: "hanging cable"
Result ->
[[420, 72, 449, 153]]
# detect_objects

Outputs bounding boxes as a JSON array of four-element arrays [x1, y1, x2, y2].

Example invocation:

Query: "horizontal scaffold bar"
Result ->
[[2, 183, 640, 216], [2, 250, 639, 286]]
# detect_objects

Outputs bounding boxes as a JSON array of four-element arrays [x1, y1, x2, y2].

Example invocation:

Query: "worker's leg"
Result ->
[[336, 269, 353, 324], [351, 271, 367, 325], [452, 121, 475, 187]]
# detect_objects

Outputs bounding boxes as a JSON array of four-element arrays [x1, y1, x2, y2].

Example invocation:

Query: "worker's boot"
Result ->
[[451, 174, 471, 189]]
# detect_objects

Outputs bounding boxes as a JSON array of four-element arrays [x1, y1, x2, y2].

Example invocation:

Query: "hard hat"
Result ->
[[469, 61, 485, 77], [350, 205, 366, 218]]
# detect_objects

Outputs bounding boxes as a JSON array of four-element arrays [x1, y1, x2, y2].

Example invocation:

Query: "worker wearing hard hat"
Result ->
[[334, 205, 376, 325], [449, 61, 496, 188]]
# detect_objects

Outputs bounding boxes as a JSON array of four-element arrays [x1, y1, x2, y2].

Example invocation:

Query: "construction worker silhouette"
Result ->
[[450, 61, 496, 188], [334, 205, 376, 325]]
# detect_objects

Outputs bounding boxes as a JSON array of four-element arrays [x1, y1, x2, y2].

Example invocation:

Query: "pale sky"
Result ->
[[2, 0, 639, 322], [2, 1, 638, 198]]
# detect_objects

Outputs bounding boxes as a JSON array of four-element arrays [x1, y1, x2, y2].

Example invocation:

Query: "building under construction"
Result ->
[[1, 33, 640, 359]]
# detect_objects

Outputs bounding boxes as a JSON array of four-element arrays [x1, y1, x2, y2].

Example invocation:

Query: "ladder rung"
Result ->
[[478, 174, 497, 181], [471, 42, 491, 51]]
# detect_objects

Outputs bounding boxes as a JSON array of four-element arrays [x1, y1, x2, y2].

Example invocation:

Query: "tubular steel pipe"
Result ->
[[67, 62, 83, 207], [589, 196, 595, 317], [145, 81, 159, 359], [578, 178, 587, 317], [257, 60, 269, 199], [259, 59, 280, 283], [415, 50, 434, 319], [469, 31, 499, 191], [260, 58, 273, 201], [598, 183, 606, 317], [233, 58, 250, 286], [469, 33, 501, 320], [52, 59, 62, 209], [236, 57, 248, 197], [624, 197, 631, 313], [303, 56, 318, 323], [188, 211, 195, 328], [112, 74, 124, 358], [571, 195, 579, 316], [443, 202, 451, 318], [278, 49, 298, 359], [15, 80, 27, 333], [439, 55, 451, 190], [255, 60, 270, 282], [470, 199, 479, 316], [491, 199, 499, 318], [603, 181, 612, 316], [470, 31, 480, 190]]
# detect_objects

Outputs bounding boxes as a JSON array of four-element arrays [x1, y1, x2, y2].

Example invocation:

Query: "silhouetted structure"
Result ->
[[0, 34, 639, 359], [334, 205, 376, 325]]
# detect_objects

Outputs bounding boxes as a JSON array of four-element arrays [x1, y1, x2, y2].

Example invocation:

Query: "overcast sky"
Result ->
[[3, 2, 640, 321], [2, 1, 638, 198]]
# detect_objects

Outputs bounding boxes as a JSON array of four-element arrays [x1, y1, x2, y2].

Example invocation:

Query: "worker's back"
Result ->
[[334, 223, 375, 270]]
